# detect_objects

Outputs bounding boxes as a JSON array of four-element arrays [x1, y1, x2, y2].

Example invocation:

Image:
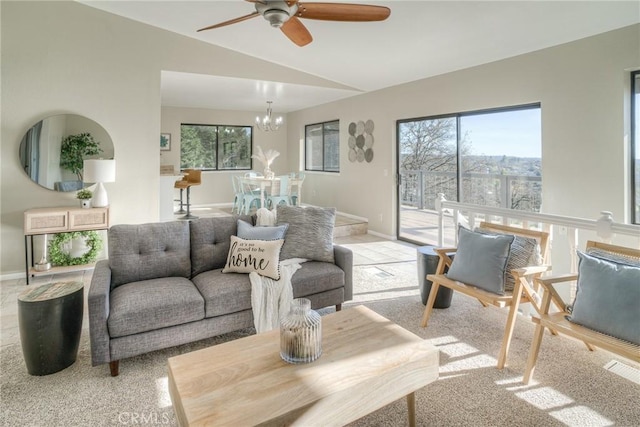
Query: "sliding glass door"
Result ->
[[397, 104, 541, 245]]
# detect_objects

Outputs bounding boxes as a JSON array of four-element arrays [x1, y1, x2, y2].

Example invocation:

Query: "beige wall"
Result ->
[[0, 1, 348, 276], [285, 24, 640, 237], [1, 1, 638, 276], [160, 106, 289, 207]]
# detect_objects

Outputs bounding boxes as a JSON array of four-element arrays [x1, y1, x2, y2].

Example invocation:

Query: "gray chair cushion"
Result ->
[[446, 226, 514, 295], [237, 219, 289, 241], [276, 205, 336, 263], [109, 221, 191, 288], [108, 277, 204, 338], [568, 251, 640, 345]]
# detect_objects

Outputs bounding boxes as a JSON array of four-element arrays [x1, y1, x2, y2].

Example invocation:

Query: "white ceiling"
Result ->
[[80, 0, 640, 113]]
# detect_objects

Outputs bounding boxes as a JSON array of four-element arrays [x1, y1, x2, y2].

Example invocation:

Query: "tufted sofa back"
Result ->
[[108, 221, 191, 288], [189, 215, 252, 277]]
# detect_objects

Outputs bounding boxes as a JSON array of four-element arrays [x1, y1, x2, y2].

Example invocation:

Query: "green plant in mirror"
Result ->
[[76, 189, 93, 200], [60, 133, 103, 181]]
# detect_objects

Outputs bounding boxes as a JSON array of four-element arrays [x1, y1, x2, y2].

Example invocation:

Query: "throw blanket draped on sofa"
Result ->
[[249, 258, 307, 333]]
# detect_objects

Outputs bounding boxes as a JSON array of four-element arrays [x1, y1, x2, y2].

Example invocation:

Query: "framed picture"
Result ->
[[160, 133, 171, 151]]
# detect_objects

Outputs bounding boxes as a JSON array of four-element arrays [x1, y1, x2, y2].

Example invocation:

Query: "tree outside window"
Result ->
[[180, 124, 252, 171]]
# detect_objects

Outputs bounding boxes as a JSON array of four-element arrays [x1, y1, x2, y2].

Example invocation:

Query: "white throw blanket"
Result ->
[[249, 257, 308, 333]]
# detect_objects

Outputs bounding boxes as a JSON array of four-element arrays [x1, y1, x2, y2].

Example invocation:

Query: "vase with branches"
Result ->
[[251, 146, 280, 179]]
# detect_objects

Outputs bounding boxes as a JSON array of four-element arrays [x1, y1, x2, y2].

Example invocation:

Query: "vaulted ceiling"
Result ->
[[80, 1, 640, 112]]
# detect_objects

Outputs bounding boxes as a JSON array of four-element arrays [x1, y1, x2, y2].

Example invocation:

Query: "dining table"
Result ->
[[241, 175, 303, 209]]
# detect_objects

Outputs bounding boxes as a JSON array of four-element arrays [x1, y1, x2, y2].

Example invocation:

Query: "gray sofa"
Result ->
[[88, 214, 353, 376]]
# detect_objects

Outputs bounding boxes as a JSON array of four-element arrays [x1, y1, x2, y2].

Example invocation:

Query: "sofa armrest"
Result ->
[[88, 259, 112, 366], [333, 245, 353, 301]]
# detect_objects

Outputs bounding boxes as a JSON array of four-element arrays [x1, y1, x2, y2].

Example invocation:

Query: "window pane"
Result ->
[[323, 121, 340, 172], [217, 126, 252, 170], [633, 71, 640, 224], [180, 124, 216, 169], [180, 124, 251, 171], [398, 117, 458, 210], [305, 123, 324, 171], [459, 107, 542, 211]]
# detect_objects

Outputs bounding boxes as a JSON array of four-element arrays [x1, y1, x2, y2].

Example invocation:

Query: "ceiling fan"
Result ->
[[197, 0, 390, 47]]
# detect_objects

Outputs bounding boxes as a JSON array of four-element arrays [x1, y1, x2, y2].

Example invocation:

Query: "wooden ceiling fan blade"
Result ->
[[296, 3, 390, 22], [197, 11, 260, 32], [280, 17, 313, 47]]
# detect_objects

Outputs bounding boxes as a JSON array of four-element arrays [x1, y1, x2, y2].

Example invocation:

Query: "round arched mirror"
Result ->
[[19, 114, 114, 192]]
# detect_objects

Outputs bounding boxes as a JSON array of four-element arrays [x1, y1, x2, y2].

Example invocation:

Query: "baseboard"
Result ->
[[368, 230, 396, 240]]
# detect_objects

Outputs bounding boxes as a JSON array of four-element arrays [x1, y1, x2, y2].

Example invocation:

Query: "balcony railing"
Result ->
[[400, 170, 541, 212], [431, 198, 640, 303]]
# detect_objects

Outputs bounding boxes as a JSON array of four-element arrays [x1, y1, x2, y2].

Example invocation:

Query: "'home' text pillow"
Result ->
[[222, 236, 284, 280]]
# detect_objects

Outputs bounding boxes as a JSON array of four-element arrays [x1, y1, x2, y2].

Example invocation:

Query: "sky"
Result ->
[[461, 108, 541, 158]]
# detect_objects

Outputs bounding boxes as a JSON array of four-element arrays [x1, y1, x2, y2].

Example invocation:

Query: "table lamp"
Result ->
[[83, 159, 116, 207]]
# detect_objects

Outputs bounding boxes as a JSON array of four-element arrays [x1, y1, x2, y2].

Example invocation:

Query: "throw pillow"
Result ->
[[446, 226, 514, 295], [236, 219, 288, 241], [475, 227, 542, 291], [568, 251, 640, 345], [276, 205, 336, 263], [222, 236, 284, 280]]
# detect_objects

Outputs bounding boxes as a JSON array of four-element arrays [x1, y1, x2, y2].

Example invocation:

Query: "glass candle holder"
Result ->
[[280, 298, 322, 364]]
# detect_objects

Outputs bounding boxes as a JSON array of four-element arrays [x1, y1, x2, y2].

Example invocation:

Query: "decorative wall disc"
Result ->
[[364, 119, 374, 134], [365, 133, 374, 148], [365, 148, 374, 163], [348, 119, 374, 163]]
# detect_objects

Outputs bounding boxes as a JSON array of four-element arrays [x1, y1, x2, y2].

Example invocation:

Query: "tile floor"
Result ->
[[1, 234, 419, 349]]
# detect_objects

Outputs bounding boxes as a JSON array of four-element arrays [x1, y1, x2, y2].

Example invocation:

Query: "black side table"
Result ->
[[18, 281, 84, 376], [417, 246, 454, 308]]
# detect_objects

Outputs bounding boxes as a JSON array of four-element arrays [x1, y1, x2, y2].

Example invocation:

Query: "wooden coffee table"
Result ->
[[168, 305, 439, 426]]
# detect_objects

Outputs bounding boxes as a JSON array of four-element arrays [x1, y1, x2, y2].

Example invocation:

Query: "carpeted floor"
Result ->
[[2, 262, 639, 426]]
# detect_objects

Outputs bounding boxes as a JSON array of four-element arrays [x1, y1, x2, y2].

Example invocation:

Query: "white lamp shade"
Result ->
[[83, 159, 116, 183], [83, 159, 115, 207]]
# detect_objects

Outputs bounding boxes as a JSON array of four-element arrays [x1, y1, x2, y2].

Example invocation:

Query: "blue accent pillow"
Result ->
[[475, 227, 542, 292], [446, 227, 514, 295], [237, 219, 288, 241], [568, 251, 640, 345]]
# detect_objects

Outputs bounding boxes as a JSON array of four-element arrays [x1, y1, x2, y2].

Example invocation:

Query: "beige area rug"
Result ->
[[2, 262, 639, 426]]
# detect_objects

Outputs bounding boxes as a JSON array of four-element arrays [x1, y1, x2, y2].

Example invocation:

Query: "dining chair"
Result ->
[[239, 177, 262, 214], [267, 175, 291, 209], [290, 172, 305, 206], [231, 175, 244, 214]]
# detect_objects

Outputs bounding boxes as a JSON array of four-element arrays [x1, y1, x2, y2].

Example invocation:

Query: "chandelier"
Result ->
[[255, 101, 283, 132]]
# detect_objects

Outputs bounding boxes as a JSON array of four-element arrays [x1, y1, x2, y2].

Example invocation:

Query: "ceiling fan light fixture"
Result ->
[[256, 101, 283, 132], [263, 9, 290, 28]]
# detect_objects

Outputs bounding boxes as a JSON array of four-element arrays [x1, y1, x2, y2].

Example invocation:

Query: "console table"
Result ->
[[24, 207, 110, 284]]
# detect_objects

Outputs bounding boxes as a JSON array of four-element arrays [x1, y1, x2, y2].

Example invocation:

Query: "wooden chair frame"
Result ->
[[421, 222, 555, 369], [522, 241, 640, 384]]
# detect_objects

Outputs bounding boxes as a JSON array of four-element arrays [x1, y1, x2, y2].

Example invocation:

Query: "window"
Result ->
[[398, 104, 542, 212], [632, 71, 640, 224], [180, 124, 252, 171], [305, 120, 339, 172]]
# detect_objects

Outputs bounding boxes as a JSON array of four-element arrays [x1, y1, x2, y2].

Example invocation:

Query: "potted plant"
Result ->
[[60, 133, 103, 181], [76, 189, 93, 208]]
